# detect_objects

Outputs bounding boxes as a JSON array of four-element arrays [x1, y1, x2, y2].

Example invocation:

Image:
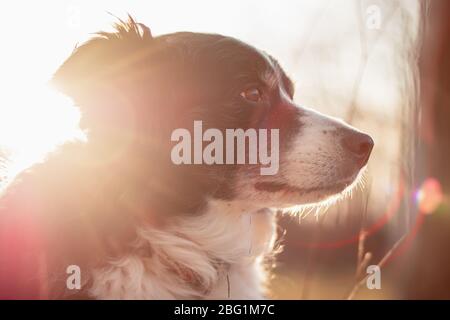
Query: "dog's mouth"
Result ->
[[254, 180, 353, 195]]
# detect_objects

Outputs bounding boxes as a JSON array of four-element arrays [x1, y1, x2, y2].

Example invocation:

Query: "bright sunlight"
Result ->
[[0, 83, 83, 179]]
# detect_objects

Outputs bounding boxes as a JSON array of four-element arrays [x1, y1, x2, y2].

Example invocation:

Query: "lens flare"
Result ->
[[415, 177, 443, 215]]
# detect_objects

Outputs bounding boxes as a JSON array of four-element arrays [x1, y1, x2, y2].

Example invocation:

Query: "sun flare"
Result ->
[[0, 83, 84, 180]]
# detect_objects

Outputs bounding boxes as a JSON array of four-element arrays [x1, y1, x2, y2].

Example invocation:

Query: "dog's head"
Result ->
[[52, 18, 373, 215]]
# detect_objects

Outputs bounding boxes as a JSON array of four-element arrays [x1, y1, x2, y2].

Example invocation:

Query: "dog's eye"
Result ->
[[240, 88, 262, 102]]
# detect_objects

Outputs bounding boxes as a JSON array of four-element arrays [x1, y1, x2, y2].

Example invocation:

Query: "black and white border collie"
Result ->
[[0, 17, 373, 299]]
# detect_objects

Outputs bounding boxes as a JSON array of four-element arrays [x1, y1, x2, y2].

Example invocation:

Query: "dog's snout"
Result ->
[[341, 130, 374, 165]]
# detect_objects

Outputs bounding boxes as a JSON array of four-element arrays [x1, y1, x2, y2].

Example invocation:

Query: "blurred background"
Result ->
[[0, 0, 449, 299]]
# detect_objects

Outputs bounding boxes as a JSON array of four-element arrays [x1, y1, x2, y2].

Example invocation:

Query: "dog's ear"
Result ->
[[51, 16, 153, 105], [51, 16, 157, 135]]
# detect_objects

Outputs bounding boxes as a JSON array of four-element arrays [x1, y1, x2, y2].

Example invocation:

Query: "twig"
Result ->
[[226, 273, 230, 298], [355, 187, 372, 279], [346, 0, 401, 123], [293, 0, 332, 61], [346, 234, 407, 300]]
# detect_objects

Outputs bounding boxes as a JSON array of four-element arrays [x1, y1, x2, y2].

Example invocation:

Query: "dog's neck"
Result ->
[[88, 202, 278, 299]]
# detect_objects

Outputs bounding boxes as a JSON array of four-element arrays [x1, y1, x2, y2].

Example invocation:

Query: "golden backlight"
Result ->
[[0, 84, 83, 179]]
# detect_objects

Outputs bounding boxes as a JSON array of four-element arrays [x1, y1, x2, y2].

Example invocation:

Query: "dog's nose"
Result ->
[[341, 130, 374, 165]]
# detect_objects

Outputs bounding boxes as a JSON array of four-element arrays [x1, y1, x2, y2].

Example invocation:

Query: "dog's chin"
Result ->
[[254, 169, 365, 208]]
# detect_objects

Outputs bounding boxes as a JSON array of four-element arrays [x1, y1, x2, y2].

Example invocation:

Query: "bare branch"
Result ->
[[346, 233, 407, 300]]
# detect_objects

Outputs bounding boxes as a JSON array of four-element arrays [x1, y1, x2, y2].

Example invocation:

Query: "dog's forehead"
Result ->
[[159, 32, 294, 96], [206, 36, 291, 91], [212, 36, 280, 76], [165, 32, 278, 75]]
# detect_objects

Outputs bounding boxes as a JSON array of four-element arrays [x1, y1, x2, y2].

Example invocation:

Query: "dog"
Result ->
[[0, 17, 373, 299]]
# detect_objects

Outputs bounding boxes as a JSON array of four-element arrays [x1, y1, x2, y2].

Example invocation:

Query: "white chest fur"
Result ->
[[89, 204, 277, 299]]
